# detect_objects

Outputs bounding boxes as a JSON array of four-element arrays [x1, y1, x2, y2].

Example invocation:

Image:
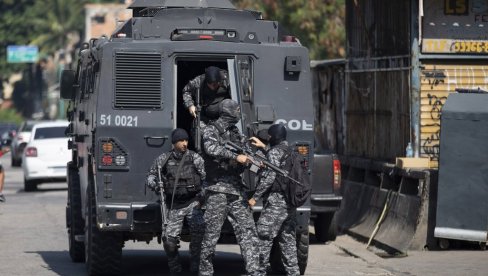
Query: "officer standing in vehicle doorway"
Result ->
[[182, 66, 231, 123], [146, 128, 206, 275], [199, 99, 260, 276], [249, 124, 300, 276]]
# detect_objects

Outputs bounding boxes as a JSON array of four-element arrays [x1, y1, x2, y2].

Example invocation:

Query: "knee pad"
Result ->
[[163, 237, 179, 257]]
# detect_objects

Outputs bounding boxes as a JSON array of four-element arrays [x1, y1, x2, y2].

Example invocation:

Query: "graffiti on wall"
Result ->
[[420, 64, 488, 164], [422, 92, 447, 160]]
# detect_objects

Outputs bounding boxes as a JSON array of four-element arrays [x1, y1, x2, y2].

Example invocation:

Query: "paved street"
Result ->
[[0, 153, 486, 276]]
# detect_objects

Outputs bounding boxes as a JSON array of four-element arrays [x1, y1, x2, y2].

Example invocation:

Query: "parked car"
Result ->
[[22, 121, 70, 191], [0, 123, 18, 151], [11, 120, 44, 167]]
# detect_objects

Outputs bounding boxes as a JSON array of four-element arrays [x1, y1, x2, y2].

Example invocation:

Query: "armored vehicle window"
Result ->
[[87, 64, 95, 94], [80, 64, 95, 100], [237, 56, 253, 102], [114, 52, 162, 109], [80, 68, 87, 96]]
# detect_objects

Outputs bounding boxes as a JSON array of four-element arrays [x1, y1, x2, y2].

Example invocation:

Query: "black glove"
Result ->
[[196, 189, 206, 205]]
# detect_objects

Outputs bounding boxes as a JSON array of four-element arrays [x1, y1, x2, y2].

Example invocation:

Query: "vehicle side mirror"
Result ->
[[60, 69, 76, 99]]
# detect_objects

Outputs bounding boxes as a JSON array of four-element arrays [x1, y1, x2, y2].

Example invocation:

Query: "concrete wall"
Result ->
[[336, 156, 438, 253]]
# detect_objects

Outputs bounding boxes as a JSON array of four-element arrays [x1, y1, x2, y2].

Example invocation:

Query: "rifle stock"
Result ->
[[157, 162, 168, 238], [224, 141, 300, 185], [194, 87, 202, 153]]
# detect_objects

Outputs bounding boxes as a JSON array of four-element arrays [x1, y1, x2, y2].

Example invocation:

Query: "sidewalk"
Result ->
[[332, 234, 386, 265]]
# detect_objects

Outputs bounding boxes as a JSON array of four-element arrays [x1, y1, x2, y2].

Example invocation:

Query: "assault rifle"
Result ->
[[224, 141, 300, 185], [193, 87, 202, 153], [157, 161, 168, 238]]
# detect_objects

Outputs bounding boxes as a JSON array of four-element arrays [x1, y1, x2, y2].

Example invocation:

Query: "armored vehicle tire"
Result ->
[[67, 162, 85, 262], [24, 178, 37, 192], [314, 212, 337, 242], [85, 182, 123, 275], [269, 230, 309, 275]]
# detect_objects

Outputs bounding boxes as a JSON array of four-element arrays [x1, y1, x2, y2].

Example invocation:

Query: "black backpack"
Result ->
[[274, 146, 311, 207]]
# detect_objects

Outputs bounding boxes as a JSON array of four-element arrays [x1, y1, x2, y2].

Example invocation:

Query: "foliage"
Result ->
[[233, 0, 345, 60], [0, 0, 37, 79], [0, 0, 123, 79], [29, 0, 85, 56], [0, 108, 24, 125], [0, 0, 345, 78]]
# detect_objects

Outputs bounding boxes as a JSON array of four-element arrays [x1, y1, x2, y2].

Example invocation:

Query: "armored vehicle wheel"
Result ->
[[67, 162, 85, 262], [314, 212, 337, 242], [270, 229, 309, 275], [24, 178, 37, 192], [85, 182, 123, 275]]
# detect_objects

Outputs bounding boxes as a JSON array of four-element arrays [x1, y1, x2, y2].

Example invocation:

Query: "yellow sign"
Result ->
[[444, 0, 468, 15], [422, 39, 488, 54]]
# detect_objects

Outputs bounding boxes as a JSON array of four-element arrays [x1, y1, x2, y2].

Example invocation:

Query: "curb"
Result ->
[[333, 235, 385, 265]]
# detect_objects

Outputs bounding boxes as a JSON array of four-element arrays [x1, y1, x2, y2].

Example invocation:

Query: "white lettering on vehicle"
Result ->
[[99, 114, 138, 127], [275, 119, 313, 131]]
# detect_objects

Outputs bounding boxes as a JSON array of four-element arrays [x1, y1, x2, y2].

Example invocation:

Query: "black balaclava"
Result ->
[[219, 99, 241, 126], [205, 66, 222, 86], [268, 123, 287, 146], [256, 129, 270, 145], [171, 128, 189, 144]]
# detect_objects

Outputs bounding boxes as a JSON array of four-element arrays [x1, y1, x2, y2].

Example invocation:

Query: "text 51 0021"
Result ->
[[99, 114, 139, 127]]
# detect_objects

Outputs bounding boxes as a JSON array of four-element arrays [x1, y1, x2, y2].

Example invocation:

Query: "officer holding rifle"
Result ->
[[146, 128, 206, 275], [198, 99, 260, 276], [250, 124, 300, 276]]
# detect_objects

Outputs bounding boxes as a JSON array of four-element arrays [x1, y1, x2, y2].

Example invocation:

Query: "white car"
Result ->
[[22, 121, 71, 191], [11, 120, 48, 167]]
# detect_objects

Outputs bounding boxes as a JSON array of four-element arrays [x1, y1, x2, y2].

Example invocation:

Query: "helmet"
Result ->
[[219, 99, 241, 125], [268, 123, 287, 146], [205, 66, 222, 84]]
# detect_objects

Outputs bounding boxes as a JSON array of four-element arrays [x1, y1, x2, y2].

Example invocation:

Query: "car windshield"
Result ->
[[34, 127, 66, 140], [22, 123, 37, 132]]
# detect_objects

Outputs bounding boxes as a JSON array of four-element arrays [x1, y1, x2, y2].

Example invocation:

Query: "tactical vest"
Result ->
[[204, 123, 246, 181], [199, 83, 230, 121], [163, 152, 201, 199]]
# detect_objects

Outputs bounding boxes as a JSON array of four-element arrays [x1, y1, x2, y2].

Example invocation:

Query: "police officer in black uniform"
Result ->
[[147, 128, 206, 274], [249, 124, 300, 276], [182, 66, 231, 123], [198, 99, 260, 276]]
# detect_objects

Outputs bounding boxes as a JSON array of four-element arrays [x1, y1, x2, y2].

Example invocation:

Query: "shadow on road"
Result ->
[[26, 250, 85, 276], [19, 187, 67, 194], [30, 249, 246, 276]]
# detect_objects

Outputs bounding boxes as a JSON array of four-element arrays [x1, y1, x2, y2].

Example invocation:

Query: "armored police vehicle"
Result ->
[[61, 0, 314, 274]]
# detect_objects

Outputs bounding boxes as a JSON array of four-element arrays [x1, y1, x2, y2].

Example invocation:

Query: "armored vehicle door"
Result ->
[[232, 56, 256, 136], [229, 55, 260, 191]]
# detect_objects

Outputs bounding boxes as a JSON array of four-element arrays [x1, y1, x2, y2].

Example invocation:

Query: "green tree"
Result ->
[[29, 0, 85, 55], [234, 0, 345, 59], [0, 0, 123, 79], [0, 108, 23, 125], [0, 0, 38, 78]]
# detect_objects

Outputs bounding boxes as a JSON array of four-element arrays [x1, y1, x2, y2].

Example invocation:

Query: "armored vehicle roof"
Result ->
[[128, 0, 261, 19], [129, 0, 236, 9], [112, 0, 286, 43]]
